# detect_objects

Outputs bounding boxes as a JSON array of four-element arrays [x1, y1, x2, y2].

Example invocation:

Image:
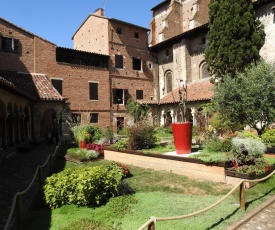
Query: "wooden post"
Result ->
[[16, 194, 23, 228], [239, 182, 246, 211], [148, 222, 155, 230]]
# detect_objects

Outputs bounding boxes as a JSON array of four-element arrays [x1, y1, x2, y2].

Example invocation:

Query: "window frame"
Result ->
[[89, 81, 99, 101], [115, 54, 123, 69], [90, 113, 99, 123], [136, 90, 143, 100], [133, 57, 142, 71], [134, 32, 139, 39], [51, 78, 63, 95], [1, 36, 20, 53]]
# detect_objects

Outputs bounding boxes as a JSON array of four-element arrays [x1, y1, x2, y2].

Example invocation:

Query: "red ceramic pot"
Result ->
[[172, 122, 193, 154], [79, 141, 86, 149]]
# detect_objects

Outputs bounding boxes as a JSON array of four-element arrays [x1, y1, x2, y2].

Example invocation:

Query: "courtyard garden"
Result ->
[[24, 60, 275, 229]]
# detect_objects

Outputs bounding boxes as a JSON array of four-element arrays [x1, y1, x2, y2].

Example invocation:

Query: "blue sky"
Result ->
[[0, 0, 161, 48]]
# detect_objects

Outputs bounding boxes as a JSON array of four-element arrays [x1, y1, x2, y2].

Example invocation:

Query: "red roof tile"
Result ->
[[0, 71, 64, 101], [160, 80, 214, 104], [140, 79, 214, 105]]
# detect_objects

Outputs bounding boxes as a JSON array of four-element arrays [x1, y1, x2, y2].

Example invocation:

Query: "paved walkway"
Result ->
[[0, 142, 56, 229], [227, 196, 275, 230]]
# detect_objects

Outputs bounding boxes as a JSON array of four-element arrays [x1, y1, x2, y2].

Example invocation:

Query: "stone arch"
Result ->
[[199, 61, 211, 79], [0, 100, 6, 148], [6, 103, 14, 146], [41, 109, 57, 139], [24, 106, 30, 140]]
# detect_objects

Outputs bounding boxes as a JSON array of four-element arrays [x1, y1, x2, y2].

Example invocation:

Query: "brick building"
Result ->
[[73, 8, 154, 131], [0, 17, 110, 155], [0, 0, 274, 155]]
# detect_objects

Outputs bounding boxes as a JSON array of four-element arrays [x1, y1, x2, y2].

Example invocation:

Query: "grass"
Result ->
[[23, 149, 275, 230], [189, 149, 229, 163]]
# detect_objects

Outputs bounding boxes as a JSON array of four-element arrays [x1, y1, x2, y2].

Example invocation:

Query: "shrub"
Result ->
[[261, 129, 275, 144], [236, 130, 261, 140], [108, 162, 131, 178], [71, 125, 103, 144], [86, 143, 105, 155], [230, 137, 266, 166], [67, 148, 99, 161], [44, 165, 123, 209], [235, 158, 272, 175], [127, 121, 158, 150], [203, 136, 232, 153], [111, 139, 128, 150]]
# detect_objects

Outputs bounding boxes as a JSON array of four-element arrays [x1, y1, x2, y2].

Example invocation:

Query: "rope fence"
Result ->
[[4, 145, 59, 230], [138, 169, 275, 230]]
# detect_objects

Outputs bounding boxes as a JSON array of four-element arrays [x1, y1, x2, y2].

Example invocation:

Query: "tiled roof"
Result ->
[[0, 71, 64, 101], [140, 79, 214, 105], [160, 79, 214, 104]]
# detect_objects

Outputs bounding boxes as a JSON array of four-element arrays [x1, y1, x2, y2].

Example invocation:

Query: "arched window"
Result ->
[[165, 71, 172, 93], [200, 61, 211, 79]]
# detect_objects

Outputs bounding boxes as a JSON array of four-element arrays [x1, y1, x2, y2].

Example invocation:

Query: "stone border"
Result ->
[[104, 148, 227, 183]]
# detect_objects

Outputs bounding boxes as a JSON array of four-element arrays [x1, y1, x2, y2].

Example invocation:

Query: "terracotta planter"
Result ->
[[172, 122, 193, 154], [79, 140, 86, 149]]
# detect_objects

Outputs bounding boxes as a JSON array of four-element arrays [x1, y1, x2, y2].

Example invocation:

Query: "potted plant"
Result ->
[[79, 131, 91, 148], [172, 80, 193, 154]]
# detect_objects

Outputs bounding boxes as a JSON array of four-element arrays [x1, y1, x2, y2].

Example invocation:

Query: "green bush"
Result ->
[[237, 130, 261, 140], [71, 125, 103, 144], [67, 148, 99, 161], [262, 129, 275, 144], [44, 165, 123, 209], [111, 139, 128, 150], [127, 122, 158, 150], [230, 137, 266, 166], [203, 136, 232, 153]]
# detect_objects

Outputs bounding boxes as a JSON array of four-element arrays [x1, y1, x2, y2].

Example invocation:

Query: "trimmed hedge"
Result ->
[[44, 165, 123, 209]]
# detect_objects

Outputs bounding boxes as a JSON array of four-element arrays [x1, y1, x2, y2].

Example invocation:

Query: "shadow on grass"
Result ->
[[22, 144, 75, 230], [205, 184, 275, 229]]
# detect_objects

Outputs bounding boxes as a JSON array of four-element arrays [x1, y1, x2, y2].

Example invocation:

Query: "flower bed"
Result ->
[[104, 147, 228, 184]]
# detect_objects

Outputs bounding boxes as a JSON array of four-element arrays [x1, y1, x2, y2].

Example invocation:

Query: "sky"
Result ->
[[0, 0, 161, 48]]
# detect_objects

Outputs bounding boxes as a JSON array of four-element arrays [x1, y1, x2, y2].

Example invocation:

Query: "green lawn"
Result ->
[[23, 148, 275, 230]]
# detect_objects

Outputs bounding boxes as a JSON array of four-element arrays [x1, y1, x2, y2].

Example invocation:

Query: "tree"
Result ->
[[126, 99, 150, 123], [205, 0, 265, 81], [212, 60, 275, 135]]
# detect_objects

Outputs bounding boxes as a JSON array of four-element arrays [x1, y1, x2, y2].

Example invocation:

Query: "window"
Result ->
[[115, 55, 123, 68], [89, 82, 99, 100], [166, 72, 172, 94], [133, 58, 141, 71], [202, 63, 210, 79], [51, 79, 63, 95], [117, 27, 122, 34], [136, 90, 143, 100], [90, 113, 99, 123], [134, 32, 139, 39], [1, 37, 19, 53], [202, 37, 206, 45], [72, 113, 81, 125], [165, 49, 171, 56], [113, 89, 129, 104]]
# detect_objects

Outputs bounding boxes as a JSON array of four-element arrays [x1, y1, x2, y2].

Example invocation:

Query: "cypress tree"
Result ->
[[205, 0, 265, 81]]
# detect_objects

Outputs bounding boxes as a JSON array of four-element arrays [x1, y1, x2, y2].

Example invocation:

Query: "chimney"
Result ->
[[93, 8, 104, 16]]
